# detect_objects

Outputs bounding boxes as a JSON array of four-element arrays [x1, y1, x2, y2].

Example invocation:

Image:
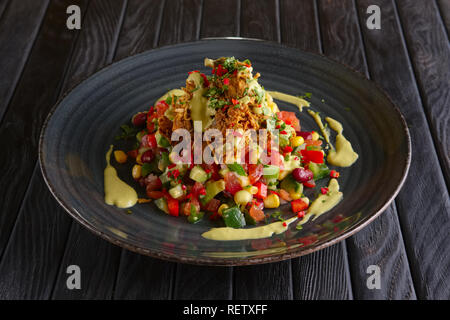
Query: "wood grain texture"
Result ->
[[49, 0, 127, 299], [173, 266, 233, 299], [200, 0, 240, 38], [0, 0, 49, 121], [0, 167, 72, 299], [280, 0, 320, 51], [241, 0, 279, 41], [0, 0, 86, 261], [347, 207, 416, 299], [292, 245, 352, 299], [113, 250, 175, 299], [234, 261, 293, 299], [357, 0, 450, 299], [159, 0, 202, 45], [437, 0, 450, 34], [396, 0, 450, 187], [281, 0, 353, 300], [318, 0, 416, 300], [114, 0, 165, 60]]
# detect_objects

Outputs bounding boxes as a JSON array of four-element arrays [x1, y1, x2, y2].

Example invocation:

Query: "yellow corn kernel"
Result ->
[[246, 186, 258, 195], [234, 190, 253, 205], [132, 164, 142, 180], [290, 136, 305, 147], [264, 194, 280, 209], [237, 175, 250, 188], [218, 204, 229, 216], [301, 197, 310, 206], [114, 150, 128, 164], [136, 153, 143, 165], [289, 191, 302, 200], [311, 131, 320, 141]]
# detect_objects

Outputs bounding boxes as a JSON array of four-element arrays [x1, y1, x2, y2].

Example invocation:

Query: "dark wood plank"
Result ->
[[293, 245, 352, 299], [0, 0, 49, 121], [234, 261, 293, 300], [170, 0, 236, 300], [280, 0, 354, 300], [356, 0, 450, 300], [200, 0, 240, 38], [114, 0, 165, 60], [396, 0, 450, 187], [318, 0, 416, 300], [159, 0, 202, 45], [111, 0, 180, 299], [241, 0, 279, 41], [437, 0, 450, 35], [0, 167, 72, 299], [347, 207, 416, 299], [50, 0, 128, 299], [0, 0, 87, 262], [173, 265, 233, 300], [113, 250, 175, 299], [280, 0, 320, 51]]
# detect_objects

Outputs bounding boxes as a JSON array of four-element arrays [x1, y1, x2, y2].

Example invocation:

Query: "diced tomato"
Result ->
[[181, 198, 200, 216], [278, 189, 291, 201], [155, 100, 169, 117], [291, 199, 309, 213], [301, 150, 324, 164], [191, 182, 204, 195], [145, 174, 162, 192], [303, 179, 316, 188], [305, 139, 323, 147], [167, 196, 179, 217], [248, 164, 263, 184], [224, 172, 242, 195], [277, 111, 301, 131], [248, 203, 265, 223], [253, 181, 268, 199], [201, 163, 220, 180], [202, 198, 220, 212], [142, 134, 157, 149], [146, 191, 165, 199], [147, 112, 158, 132]]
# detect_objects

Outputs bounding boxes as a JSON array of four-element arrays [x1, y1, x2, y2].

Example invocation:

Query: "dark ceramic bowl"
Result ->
[[39, 39, 411, 265]]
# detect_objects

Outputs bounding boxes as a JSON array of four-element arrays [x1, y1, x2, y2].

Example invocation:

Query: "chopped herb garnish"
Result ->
[[227, 163, 247, 176], [115, 124, 139, 140]]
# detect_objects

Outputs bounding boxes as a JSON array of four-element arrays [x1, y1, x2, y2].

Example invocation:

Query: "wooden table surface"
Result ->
[[0, 0, 448, 300]]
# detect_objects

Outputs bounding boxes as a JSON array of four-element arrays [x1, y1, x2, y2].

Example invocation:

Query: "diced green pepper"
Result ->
[[154, 198, 169, 214], [189, 165, 208, 183], [308, 162, 330, 181], [188, 204, 204, 224], [222, 206, 246, 229], [280, 174, 302, 193], [200, 180, 225, 205]]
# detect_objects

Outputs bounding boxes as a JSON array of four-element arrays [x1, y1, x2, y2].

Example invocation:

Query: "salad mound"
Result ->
[[115, 57, 336, 228]]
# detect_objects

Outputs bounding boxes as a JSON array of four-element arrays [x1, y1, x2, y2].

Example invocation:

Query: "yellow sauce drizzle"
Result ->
[[308, 178, 343, 221], [188, 72, 213, 130], [104, 145, 138, 208], [201, 216, 298, 241], [325, 117, 359, 167], [267, 91, 310, 112], [307, 110, 333, 148]]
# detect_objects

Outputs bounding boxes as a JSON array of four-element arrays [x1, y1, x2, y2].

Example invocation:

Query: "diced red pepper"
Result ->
[[283, 146, 293, 154], [301, 150, 324, 164], [223, 78, 230, 85], [167, 196, 179, 217], [303, 179, 316, 188], [330, 170, 340, 178], [320, 187, 329, 195], [291, 199, 309, 213], [200, 73, 209, 87], [254, 181, 268, 199]]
